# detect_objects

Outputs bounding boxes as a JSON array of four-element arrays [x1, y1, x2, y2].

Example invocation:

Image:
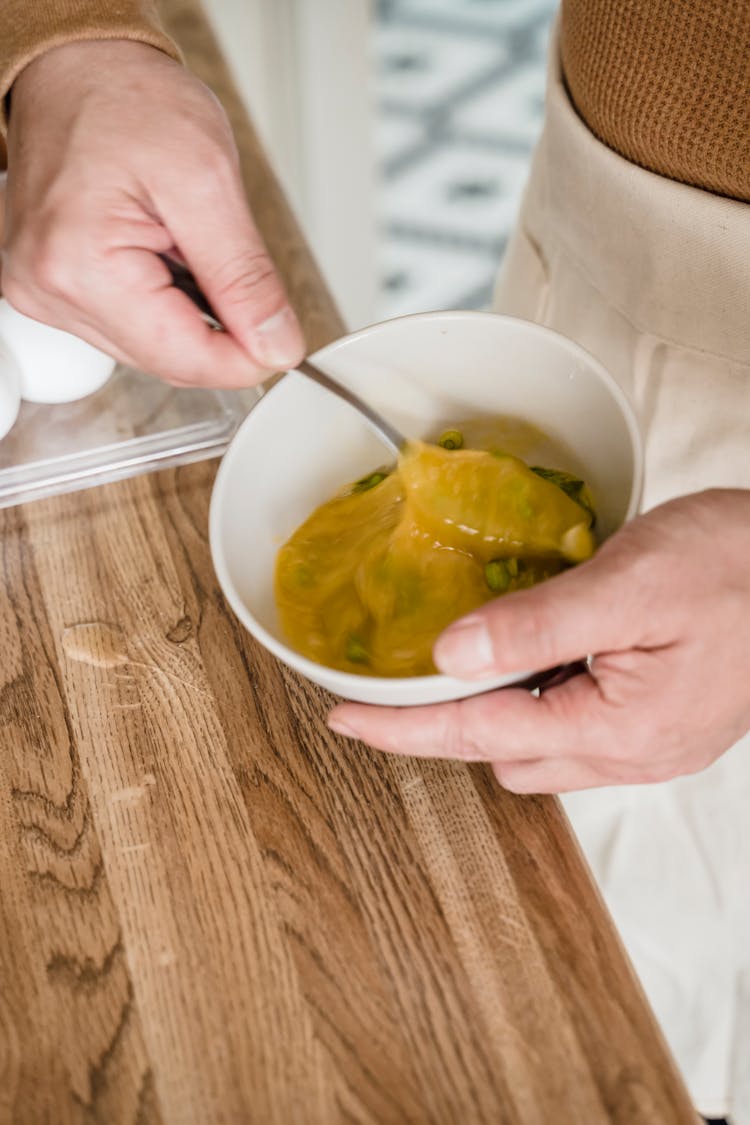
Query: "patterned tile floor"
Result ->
[[375, 0, 557, 318]]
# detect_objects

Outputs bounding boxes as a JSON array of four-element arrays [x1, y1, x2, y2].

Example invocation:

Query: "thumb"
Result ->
[[433, 546, 644, 680], [157, 170, 305, 373]]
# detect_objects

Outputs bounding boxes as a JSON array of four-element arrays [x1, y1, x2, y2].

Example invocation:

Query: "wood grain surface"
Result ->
[[0, 2, 698, 1122]]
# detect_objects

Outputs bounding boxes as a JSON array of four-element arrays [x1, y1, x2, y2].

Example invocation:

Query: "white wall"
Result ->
[[201, 0, 377, 331]]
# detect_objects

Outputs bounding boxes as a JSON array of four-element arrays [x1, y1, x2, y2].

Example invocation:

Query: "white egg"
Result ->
[[0, 298, 117, 404], [0, 337, 21, 441]]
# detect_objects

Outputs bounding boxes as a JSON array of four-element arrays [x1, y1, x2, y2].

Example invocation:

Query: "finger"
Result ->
[[433, 543, 648, 681], [0, 252, 147, 373], [4, 257, 264, 388], [328, 671, 602, 762], [157, 166, 305, 372], [3, 204, 258, 385], [0, 285, 137, 371], [492, 757, 606, 794], [79, 247, 281, 387]]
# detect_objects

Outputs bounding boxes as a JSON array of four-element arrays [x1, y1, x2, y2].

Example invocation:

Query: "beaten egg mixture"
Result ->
[[275, 421, 595, 677]]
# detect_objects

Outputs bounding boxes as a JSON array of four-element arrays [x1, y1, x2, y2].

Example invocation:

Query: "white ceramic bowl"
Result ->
[[210, 311, 643, 706]]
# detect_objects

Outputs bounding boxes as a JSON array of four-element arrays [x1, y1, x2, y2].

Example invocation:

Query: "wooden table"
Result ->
[[0, 3, 698, 1122]]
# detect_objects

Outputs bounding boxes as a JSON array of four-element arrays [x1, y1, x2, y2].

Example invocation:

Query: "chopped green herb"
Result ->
[[292, 562, 315, 588], [484, 559, 511, 593], [530, 466, 597, 528], [345, 635, 369, 664], [506, 558, 519, 578], [438, 429, 464, 450], [352, 471, 387, 494]]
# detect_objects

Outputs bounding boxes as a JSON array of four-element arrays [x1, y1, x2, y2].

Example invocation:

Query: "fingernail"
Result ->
[[252, 307, 304, 369], [434, 615, 495, 679], [327, 717, 359, 740]]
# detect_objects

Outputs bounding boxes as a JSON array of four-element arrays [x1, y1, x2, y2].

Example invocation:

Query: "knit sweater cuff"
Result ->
[[0, 1, 182, 135]]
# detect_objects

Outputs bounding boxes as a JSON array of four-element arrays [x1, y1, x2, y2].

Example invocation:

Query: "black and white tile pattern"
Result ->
[[376, 0, 557, 317]]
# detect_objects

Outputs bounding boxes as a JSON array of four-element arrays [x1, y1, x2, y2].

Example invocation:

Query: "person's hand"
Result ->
[[1, 40, 305, 386], [0, 171, 6, 248], [329, 489, 750, 792]]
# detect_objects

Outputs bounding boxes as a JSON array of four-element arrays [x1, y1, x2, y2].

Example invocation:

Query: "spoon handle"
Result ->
[[159, 255, 223, 330], [160, 255, 407, 457]]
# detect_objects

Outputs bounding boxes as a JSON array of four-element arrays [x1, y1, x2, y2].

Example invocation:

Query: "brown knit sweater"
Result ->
[[0, 0, 748, 201], [560, 0, 750, 202], [0, 1, 179, 143], [1, 0, 179, 90]]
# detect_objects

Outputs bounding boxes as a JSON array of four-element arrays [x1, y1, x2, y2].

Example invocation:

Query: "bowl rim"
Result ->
[[209, 309, 644, 696]]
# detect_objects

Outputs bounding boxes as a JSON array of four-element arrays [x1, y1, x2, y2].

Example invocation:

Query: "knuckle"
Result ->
[[211, 251, 280, 307], [564, 667, 637, 761], [159, 361, 206, 388], [493, 761, 532, 793], [0, 274, 40, 318], [183, 83, 234, 143], [605, 739, 673, 784], [27, 235, 79, 299], [633, 760, 675, 784], [440, 702, 485, 761], [191, 149, 228, 191], [505, 597, 561, 670], [202, 121, 238, 166], [492, 760, 514, 788], [189, 146, 240, 200], [621, 550, 662, 606]]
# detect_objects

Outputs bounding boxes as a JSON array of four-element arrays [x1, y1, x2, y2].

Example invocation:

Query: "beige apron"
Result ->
[[494, 29, 750, 1122]]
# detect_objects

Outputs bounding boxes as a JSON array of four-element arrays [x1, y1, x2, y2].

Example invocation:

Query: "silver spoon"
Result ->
[[295, 359, 406, 456], [160, 256, 407, 456]]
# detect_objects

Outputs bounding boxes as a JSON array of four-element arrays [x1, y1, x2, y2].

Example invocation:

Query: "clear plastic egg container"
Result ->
[[0, 363, 253, 508]]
